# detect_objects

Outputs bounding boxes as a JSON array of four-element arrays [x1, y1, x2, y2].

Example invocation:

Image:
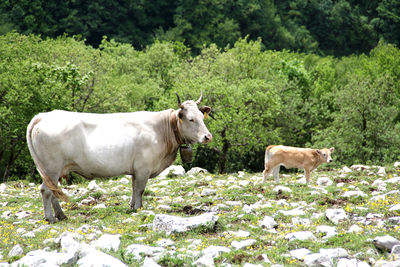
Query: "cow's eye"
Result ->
[[189, 119, 194, 122]]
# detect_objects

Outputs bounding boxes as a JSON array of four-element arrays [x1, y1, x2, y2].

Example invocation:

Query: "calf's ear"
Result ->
[[199, 106, 211, 115], [316, 149, 322, 155], [329, 147, 335, 153]]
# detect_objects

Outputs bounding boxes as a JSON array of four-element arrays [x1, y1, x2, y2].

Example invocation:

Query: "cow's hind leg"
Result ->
[[40, 183, 56, 223], [51, 196, 67, 221], [272, 166, 280, 183]]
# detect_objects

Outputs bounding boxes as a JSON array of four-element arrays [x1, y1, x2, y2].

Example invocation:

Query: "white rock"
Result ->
[[238, 180, 250, 187], [231, 239, 256, 250], [119, 177, 130, 184], [8, 244, 23, 258], [279, 207, 305, 216], [348, 224, 363, 233], [201, 189, 217, 196], [351, 165, 371, 171], [205, 176, 213, 181], [273, 186, 292, 193], [229, 230, 250, 238], [285, 231, 317, 242], [187, 167, 208, 175], [304, 253, 332, 267], [152, 212, 218, 235], [259, 216, 277, 229], [142, 257, 161, 267], [11, 249, 77, 267], [389, 217, 400, 224], [193, 254, 215, 267], [319, 248, 348, 259], [317, 177, 333, 186], [292, 217, 311, 226], [202, 245, 231, 258], [125, 244, 165, 261], [77, 250, 127, 267], [386, 177, 400, 184], [341, 166, 352, 173], [373, 235, 400, 251], [93, 203, 106, 209], [391, 245, 400, 256], [243, 264, 263, 267], [389, 204, 400, 212], [159, 165, 185, 178], [88, 180, 105, 192], [377, 167, 386, 176], [325, 208, 348, 225], [90, 234, 121, 252], [342, 191, 367, 198], [0, 183, 6, 193], [316, 225, 337, 238], [290, 248, 311, 260], [394, 162, 400, 168], [156, 239, 174, 247], [336, 258, 370, 267], [374, 259, 400, 267], [238, 171, 245, 178]]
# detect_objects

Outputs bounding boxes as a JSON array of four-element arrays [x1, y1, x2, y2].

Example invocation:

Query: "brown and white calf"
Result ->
[[262, 145, 334, 183]]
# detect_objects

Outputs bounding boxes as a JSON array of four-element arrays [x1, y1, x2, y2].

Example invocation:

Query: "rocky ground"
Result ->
[[0, 163, 400, 266]]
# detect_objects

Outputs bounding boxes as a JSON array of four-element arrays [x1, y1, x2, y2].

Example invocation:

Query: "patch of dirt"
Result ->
[[232, 254, 251, 264], [180, 205, 204, 215]]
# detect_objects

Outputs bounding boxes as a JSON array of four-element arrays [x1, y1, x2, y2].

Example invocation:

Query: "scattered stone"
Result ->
[[336, 258, 370, 267], [152, 213, 218, 235], [88, 180, 105, 192], [377, 167, 386, 176], [391, 245, 400, 257], [389, 204, 400, 212], [125, 244, 165, 261], [342, 191, 367, 198], [159, 165, 185, 178], [259, 216, 277, 229], [326, 208, 348, 225], [11, 249, 77, 267], [77, 249, 127, 267], [373, 235, 400, 251], [290, 248, 311, 260], [388, 217, 400, 225], [229, 230, 250, 238], [142, 257, 161, 267], [341, 166, 352, 173], [316, 225, 337, 238], [200, 188, 217, 196], [231, 239, 256, 250], [187, 167, 208, 175], [8, 244, 23, 258], [278, 207, 305, 216], [285, 231, 317, 242], [316, 177, 333, 186], [304, 253, 332, 267], [348, 224, 363, 233], [273, 186, 292, 193], [90, 234, 121, 252], [119, 177, 130, 184], [319, 248, 348, 259], [351, 165, 371, 171]]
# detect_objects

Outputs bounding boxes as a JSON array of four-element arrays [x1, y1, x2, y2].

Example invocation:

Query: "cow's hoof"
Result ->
[[56, 213, 68, 221], [45, 217, 57, 224]]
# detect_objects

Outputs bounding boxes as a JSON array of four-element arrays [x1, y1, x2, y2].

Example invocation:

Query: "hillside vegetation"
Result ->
[[0, 32, 400, 181]]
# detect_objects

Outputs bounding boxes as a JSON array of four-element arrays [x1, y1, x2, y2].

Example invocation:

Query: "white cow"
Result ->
[[263, 145, 334, 183], [27, 92, 212, 223]]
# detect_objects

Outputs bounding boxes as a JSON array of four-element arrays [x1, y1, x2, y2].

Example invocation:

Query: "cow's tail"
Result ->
[[264, 145, 275, 167], [26, 115, 69, 202]]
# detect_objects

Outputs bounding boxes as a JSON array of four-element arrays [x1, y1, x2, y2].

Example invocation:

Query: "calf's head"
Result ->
[[316, 147, 335, 163], [176, 92, 213, 144]]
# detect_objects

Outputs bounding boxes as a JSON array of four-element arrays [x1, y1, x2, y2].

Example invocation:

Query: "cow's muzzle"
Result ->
[[202, 133, 213, 144]]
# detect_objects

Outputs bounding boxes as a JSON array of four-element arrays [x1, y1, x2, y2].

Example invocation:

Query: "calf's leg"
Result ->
[[304, 169, 311, 182], [263, 163, 280, 183]]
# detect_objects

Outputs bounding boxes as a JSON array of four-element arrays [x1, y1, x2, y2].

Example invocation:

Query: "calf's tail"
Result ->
[[26, 115, 69, 202]]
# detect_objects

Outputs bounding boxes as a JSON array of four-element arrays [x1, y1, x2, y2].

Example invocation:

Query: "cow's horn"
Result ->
[[175, 92, 183, 108], [196, 90, 203, 104]]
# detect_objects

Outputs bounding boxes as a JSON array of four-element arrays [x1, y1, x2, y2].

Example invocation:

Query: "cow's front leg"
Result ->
[[130, 173, 149, 210], [51, 195, 67, 221], [304, 169, 311, 183]]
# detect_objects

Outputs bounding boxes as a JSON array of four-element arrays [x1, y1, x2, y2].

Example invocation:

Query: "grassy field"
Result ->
[[1, 165, 400, 266]]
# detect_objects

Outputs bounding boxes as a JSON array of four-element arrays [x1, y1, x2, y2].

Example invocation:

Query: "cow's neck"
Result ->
[[169, 110, 185, 145]]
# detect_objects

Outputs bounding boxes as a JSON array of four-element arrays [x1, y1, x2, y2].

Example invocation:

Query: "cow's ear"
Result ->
[[178, 109, 184, 119], [329, 147, 335, 153], [199, 106, 211, 115], [316, 149, 322, 155]]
